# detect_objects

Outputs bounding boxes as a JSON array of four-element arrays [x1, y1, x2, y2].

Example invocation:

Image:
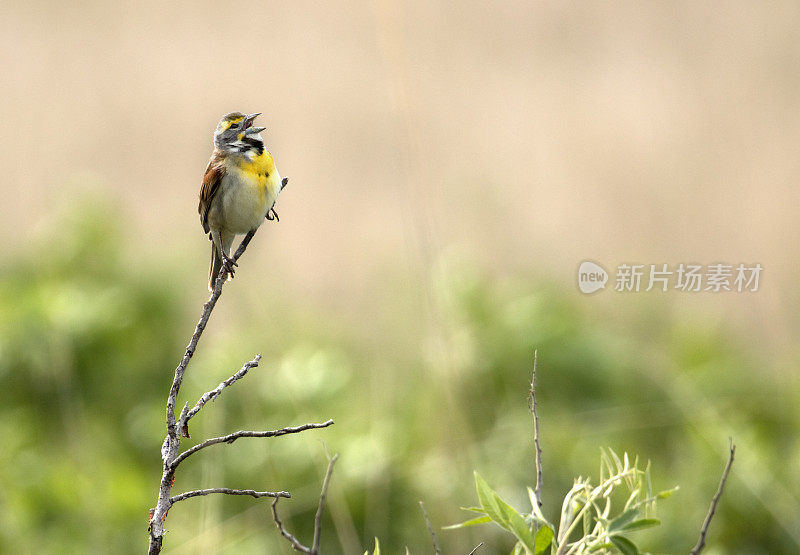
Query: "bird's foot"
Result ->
[[266, 208, 280, 222], [222, 253, 238, 277]]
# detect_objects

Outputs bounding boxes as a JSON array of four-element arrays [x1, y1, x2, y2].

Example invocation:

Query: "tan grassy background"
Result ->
[[3, 2, 799, 341]]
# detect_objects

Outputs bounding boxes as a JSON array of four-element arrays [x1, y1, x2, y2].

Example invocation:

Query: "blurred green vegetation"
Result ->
[[1, 199, 798, 554]]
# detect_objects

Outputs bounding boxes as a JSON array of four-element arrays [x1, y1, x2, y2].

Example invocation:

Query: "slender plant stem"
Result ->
[[419, 501, 442, 555], [690, 442, 736, 555], [170, 488, 291, 504], [529, 350, 544, 509]]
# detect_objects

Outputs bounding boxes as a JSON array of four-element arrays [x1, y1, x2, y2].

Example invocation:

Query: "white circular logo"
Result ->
[[577, 261, 608, 294]]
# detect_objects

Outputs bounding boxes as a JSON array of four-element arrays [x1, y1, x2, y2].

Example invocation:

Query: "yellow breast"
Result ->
[[232, 151, 279, 202]]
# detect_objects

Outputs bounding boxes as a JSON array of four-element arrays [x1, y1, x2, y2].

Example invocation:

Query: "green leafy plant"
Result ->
[[448, 448, 676, 554], [365, 352, 732, 554], [364, 537, 411, 555]]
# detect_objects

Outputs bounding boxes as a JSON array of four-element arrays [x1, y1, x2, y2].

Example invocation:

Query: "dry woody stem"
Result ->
[[148, 206, 335, 554], [419, 501, 442, 555], [690, 441, 736, 555], [170, 421, 335, 470], [149, 230, 258, 554], [529, 349, 544, 509], [171, 488, 291, 504], [271, 454, 339, 554], [178, 354, 262, 438]]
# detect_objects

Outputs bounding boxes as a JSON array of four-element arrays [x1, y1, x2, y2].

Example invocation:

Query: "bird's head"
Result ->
[[213, 112, 266, 155]]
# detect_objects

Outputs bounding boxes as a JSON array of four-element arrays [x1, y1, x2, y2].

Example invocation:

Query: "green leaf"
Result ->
[[500, 504, 536, 553], [600, 496, 611, 520], [609, 448, 623, 474], [527, 487, 550, 526], [657, 487, 679, 499], [608, 508, 638, 532], [583, 500, 592, 536], [475, 472, 508, 527], [474, 472, 536, 553], [623, 488, 640, 511], [461, 506, 487, 514], [364, 538, 382, 555], [622, 518, 661, 532], [442, 515, 492, 529], [609, 535, 639, 555], [527, 487, 538, 511], [534, 525, 554, 555]]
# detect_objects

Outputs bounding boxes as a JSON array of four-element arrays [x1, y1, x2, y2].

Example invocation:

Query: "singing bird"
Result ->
[[198, 112, 285, 291]]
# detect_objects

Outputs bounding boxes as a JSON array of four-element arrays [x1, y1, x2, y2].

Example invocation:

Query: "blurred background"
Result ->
[[1, 1, 799, 553]]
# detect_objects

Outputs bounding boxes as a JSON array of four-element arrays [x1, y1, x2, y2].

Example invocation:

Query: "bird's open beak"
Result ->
[[242, 113, 265, 134]]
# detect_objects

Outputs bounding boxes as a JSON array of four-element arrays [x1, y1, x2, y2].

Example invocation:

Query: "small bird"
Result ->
[[198, 112, 285, 291]]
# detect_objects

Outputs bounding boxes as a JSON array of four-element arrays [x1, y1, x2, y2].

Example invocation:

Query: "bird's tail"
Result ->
[[208, 243, 224, 292]]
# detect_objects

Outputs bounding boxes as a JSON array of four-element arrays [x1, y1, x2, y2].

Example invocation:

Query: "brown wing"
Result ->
[[198, 152, 226, 234]]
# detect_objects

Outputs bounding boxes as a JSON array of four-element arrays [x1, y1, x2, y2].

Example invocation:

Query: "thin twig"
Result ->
[[468, 542, 485, 554], [272, 498, 312, 553], [171, 487, 291, 504], [528, 349, 543, 509], [178, 354, 262, 438], [312, 454, 339, 552], [171, 420, 335, 470], [419, 501, 442, 555], [690, 441, 736, 555], [272, 452, 339, 554]]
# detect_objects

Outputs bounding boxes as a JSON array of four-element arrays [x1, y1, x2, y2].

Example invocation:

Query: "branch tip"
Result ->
[[311, 453, 338, 552], [689, 441, 736, 555], [171, 420, 335, 471], [180, 354, 263, 437], [529, 349, 544, 509], [419, 501, 442, 555], [272, 452, 339, 554], [170, 487, 291, 505]]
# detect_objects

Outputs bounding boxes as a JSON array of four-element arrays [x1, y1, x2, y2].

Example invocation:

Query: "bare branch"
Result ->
[[312, 454, 339, 552], [179, 354, 262, 438], [231, 228, 259, 264], [171, 487, 291, 505], [272, 498, 312, 553], [272, 453, 339, 555], [419, 501, 442, 555], [171, 420, 335, 470], [149, 182, 334, 554], [468, 542, 485, 554], [690, 441, 736, 555], [166, 229, 258, 441], [528, 349, 543, 509], [149, 229, 258, 554]]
